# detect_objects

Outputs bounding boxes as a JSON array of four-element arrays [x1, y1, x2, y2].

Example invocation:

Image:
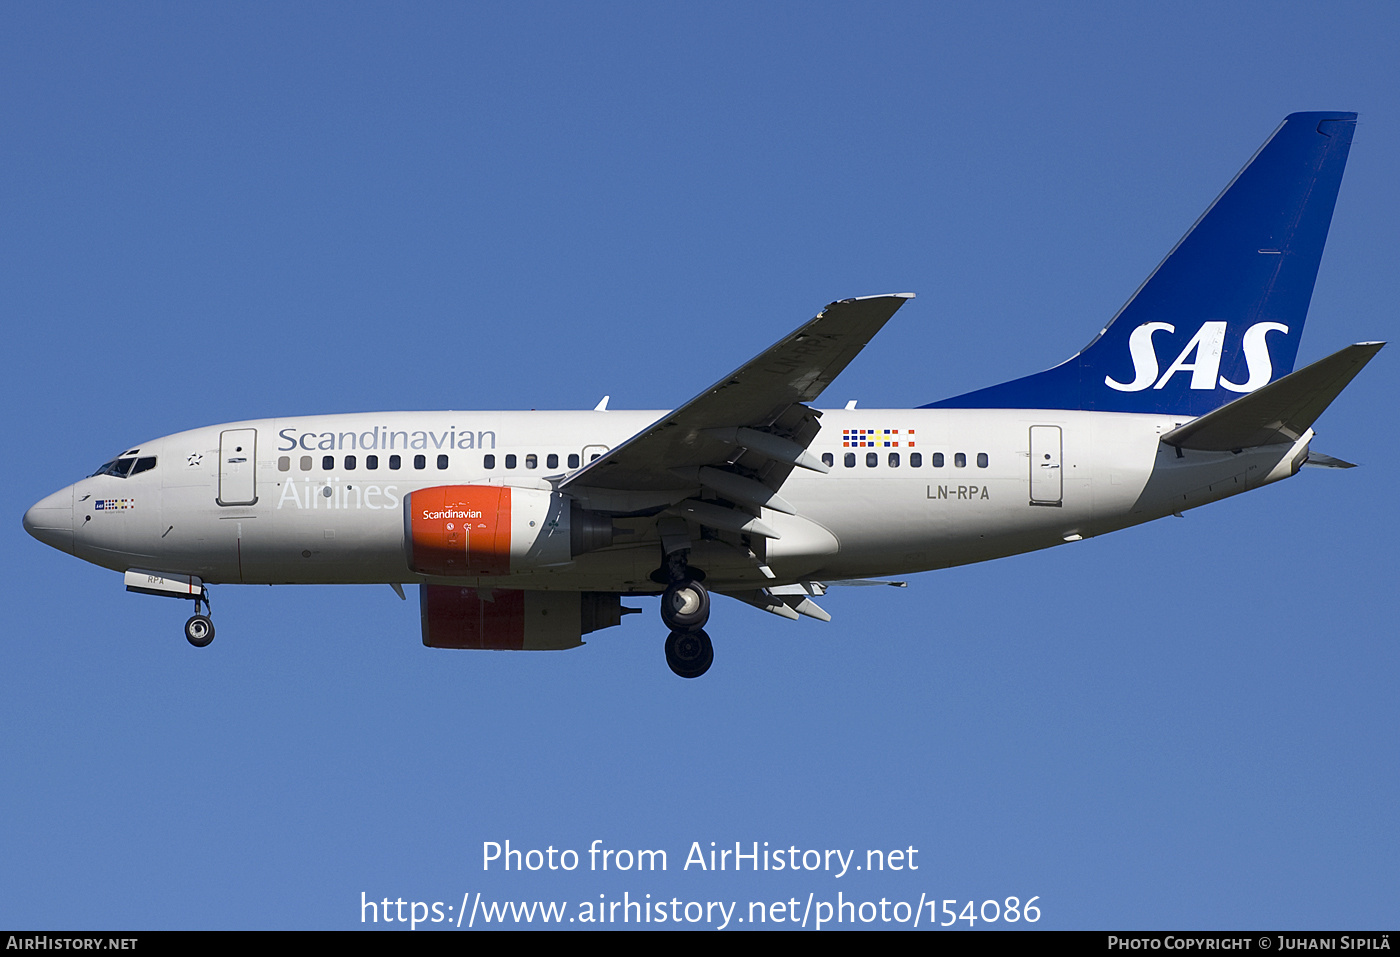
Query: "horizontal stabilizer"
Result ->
[[1303, 451, 1357, 469], [1162, 342, 1383, 451]]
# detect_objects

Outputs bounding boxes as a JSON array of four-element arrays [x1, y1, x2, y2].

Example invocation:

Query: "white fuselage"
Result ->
[[41, 407, 1307, 594]]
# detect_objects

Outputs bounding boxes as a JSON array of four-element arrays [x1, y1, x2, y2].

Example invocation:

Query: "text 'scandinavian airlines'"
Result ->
[[24, 113, 1381, 677]]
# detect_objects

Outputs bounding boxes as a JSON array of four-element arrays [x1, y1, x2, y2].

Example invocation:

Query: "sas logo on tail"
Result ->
[[1105, 321, 1288, 393]]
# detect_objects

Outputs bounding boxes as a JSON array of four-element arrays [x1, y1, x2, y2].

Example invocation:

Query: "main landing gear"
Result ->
[[184, 594, 215, 648], [665, 628, 713, 679], [657, 553, 712, 679], [661, 579, 710, 632]]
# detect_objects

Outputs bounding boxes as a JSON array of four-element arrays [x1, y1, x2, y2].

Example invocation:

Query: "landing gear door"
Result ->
[[1029, 425, 1062, 507], [218, 429, 258, 506]]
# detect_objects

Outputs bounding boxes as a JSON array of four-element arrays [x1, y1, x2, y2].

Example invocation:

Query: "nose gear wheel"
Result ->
[[184, 614, 215, 647]]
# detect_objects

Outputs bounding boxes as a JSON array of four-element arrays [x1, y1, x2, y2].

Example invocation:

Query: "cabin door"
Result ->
[[218, 429, 258, 506], [1029, 425, 1062, 506]]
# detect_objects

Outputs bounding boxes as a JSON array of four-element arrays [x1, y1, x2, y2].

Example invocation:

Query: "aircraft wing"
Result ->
[[560, 294, 913, 501]]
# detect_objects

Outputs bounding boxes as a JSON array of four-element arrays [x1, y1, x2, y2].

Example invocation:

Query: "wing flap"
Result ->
[[721, 587, 832, 622]]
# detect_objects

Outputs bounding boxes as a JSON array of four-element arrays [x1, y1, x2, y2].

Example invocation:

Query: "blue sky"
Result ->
[[3, 2, 1397, 930]]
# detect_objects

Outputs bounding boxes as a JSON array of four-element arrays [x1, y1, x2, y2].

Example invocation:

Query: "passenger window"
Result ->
[[389, 455, 401, 470], [955, 452, 967, 468], [300, 456, 313, 471], [866, 452, 878, 467], [932, 452, 945, 468], [525, 454, 537, 469], [822, 452, 834, 467], [437, 454, 448, 470], [910, 452, 922, 467], [322, 455, 334, 470], [547, 453, 558, 469], [506, 454, 517, 469], [484, 454, 496, 469], [345, 455, 356, 470], [889, 453, 900, 467], [366, 455, 379, 470], [568, 454, 580, 469], [590, 453, 600, 462], [413, 454, 426, 470], [977, 452, 989, 468], [844, 452, 855, 468], [278, 456, 290, 472]]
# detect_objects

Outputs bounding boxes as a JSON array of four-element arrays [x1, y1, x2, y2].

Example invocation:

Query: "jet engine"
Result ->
[[404, 486, 613, 576], [420, 586, 631, 649]]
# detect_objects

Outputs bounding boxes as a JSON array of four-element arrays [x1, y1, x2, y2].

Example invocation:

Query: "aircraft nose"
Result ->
[[23, 487, 74, 554]]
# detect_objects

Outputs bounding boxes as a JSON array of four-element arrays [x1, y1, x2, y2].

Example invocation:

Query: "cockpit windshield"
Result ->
[[90, 456, 157, 479]]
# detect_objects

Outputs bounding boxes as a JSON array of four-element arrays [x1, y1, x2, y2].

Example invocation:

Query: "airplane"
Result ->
[[23, 111, 1382, 678]]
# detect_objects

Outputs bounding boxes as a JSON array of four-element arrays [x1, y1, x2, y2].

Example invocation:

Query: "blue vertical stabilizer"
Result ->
[[925, 112, 1356, 415]]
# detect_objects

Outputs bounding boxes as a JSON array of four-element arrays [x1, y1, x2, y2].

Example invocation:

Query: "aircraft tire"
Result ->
[[185, 614, 215, 648], [665, 629, 713, 679], [660, 579, 709, 632]]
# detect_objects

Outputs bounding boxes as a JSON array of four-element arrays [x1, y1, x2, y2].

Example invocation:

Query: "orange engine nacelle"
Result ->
[[405, 485, 609, 577], [405, 485, 515, 576]]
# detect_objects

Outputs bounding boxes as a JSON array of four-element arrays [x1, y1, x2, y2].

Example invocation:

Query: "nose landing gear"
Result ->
[[122, 570, 217, 648], [184, 594, 215, 648], [184, 613, 215, 647]]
